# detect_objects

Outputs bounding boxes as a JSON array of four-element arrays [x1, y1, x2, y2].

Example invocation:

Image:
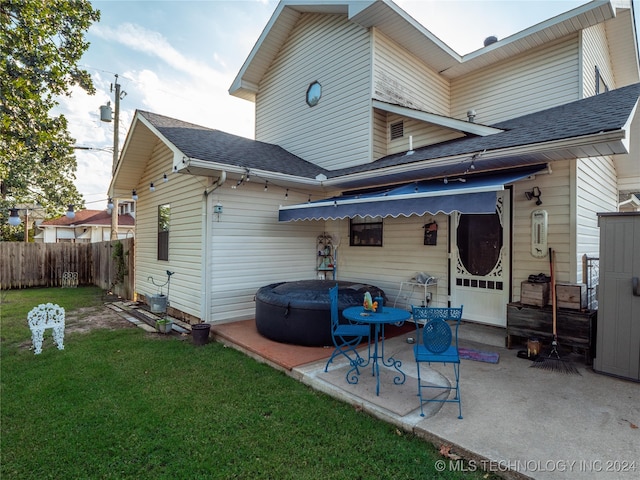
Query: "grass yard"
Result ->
[[1, 287, 495, 479]]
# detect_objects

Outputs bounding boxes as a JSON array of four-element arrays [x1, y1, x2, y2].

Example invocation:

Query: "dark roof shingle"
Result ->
[[139, 111, 329, 179], [139, 82, 639, 181]]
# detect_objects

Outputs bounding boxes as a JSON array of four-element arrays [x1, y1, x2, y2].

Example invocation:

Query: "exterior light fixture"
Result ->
[[107, 198, 115, 210], [8, 208, 21, 226], [66, 205, 75, 219], [150, 182, 155, 192], [132, 190, 138, 201], [525, 186, 542, 205], [163, 173, 168, 183]]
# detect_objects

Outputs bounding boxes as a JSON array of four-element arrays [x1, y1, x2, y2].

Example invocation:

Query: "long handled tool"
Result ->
[[531, 248, 580, 375]]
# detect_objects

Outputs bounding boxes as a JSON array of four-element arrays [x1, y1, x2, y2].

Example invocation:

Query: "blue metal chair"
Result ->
[[324, 284, 370, 374], [412, 305, 464, 419]]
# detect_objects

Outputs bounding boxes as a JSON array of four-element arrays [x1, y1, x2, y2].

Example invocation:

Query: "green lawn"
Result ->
[[1, 287, 495, 479]]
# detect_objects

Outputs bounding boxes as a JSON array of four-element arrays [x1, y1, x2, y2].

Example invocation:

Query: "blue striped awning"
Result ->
[[279, 164, 545, 222]]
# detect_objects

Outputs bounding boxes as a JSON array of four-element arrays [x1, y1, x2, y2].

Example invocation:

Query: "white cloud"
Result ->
[[92, 23, 221, 83]]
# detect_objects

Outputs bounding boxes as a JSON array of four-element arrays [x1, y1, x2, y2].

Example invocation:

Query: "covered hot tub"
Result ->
[[255, 280, 386, 347]]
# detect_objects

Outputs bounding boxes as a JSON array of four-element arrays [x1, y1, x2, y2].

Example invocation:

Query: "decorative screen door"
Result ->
[[450, 191, 510, 326]]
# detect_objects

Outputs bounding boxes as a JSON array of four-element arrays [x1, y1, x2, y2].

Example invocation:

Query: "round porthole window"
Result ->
[[306, 81, 322, 107]]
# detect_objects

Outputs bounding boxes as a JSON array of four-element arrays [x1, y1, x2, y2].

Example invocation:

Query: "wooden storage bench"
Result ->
[[506, 302, 597, 364]]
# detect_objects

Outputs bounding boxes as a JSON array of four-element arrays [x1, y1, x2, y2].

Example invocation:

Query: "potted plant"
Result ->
[[156, 317, 173, 334]]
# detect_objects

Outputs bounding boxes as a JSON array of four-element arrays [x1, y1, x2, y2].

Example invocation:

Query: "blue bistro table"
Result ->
[[342, 306, 411, 396]]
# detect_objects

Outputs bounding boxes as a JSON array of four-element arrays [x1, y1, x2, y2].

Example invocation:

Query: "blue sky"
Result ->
[[56, 0, 639, 206]]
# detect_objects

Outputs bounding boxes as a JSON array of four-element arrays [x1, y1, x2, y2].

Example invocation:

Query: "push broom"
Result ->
[[531, 248, 580, 375]]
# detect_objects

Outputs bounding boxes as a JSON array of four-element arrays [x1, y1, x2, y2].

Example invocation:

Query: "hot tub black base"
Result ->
[[255, 280, 386, 347]]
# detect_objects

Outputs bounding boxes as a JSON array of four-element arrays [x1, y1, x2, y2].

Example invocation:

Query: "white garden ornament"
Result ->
[[27, 303, 65, 355]]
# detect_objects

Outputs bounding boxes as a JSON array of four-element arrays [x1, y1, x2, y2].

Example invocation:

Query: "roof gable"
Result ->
[[230, 0, 637, 101], [110, 110, 331, 196]]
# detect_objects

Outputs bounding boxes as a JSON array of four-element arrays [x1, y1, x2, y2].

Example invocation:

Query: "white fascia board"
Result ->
[[462, 1, 615, 62], [108, 114, 142, 195], [347, 0, 376, 17], [322, 130, 628, 187], [372, 100, 503, 136], [620, 98, 639, 152], [110, 112, 187, 196], [368, 0, 461, 61], [134, 113, 189, 173], [183, 158, 325, 189], [229, 1, 289, 99]]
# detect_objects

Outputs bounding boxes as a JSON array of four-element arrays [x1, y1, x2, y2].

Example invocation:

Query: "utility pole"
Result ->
[[100, 74, 126, 240]]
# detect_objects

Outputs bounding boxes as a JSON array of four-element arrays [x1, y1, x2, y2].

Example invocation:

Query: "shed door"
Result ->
[[594, 214, 640, 381], [450, 192, 510, 326]]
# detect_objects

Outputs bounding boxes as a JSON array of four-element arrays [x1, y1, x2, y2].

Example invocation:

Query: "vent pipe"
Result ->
[[484, 36, 498, 46], [467, 109, 476, 122]]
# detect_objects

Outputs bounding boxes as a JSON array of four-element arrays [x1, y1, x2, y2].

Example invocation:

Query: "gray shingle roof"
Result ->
[[331, 82, 640, 177], [138, 82, 639, 181], [138, 111, 329, 179]]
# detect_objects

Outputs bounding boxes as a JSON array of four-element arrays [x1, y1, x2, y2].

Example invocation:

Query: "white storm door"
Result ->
[[450, 192, 510, 326]]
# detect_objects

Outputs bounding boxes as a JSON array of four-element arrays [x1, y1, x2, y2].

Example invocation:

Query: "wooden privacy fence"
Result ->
[[0, 239, 135, 299]]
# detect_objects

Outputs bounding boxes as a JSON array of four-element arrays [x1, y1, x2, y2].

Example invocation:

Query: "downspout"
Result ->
[[201, 172, 227, 322]]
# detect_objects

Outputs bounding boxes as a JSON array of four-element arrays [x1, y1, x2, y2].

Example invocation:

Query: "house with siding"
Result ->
[[37, 208, 135, 243], [109, 0, 639, 328]]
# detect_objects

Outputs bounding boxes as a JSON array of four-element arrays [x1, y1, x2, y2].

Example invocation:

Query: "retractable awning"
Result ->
[[279, 164, 546, 222]]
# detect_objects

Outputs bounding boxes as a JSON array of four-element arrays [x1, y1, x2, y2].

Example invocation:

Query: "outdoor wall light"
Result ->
[[213, 202, 223, 222], [150, 182, 155, 192], [132, 190, 138, 201], [163, 173, 168, 183], [8, 208, 21, 226], [107, 198, 114, 210], [66, 205, 75, 219], [525, 186, 542, 205]]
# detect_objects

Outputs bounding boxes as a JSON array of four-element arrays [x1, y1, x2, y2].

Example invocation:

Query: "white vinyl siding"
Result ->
[[331, 214, 450, 309], [255, 13, 371, 170], [385, 113, 464, 156], [372, 29, 450, 115], [372, 108, 387, 160], [207, 184, 319, 323], [511, 161, 573, 300], [134, 142, 204, 320], [575, 156, 617, 280], [581, 24, 616, 97], [451, 36, 581, 125]]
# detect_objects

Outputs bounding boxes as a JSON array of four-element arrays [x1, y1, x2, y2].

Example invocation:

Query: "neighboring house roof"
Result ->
[[230, 0, 638, 101], [40, 209, 135, 227]]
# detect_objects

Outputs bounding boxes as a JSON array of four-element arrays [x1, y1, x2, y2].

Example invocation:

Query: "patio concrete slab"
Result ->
[[293, 329, 639, 480]]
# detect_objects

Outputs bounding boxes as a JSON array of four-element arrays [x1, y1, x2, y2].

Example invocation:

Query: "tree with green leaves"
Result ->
[[0, 0, 100, 240]]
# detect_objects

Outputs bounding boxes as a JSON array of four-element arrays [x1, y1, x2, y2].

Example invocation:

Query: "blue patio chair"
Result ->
[[324, 284, 370, 373], [412, 305, 464, 419]]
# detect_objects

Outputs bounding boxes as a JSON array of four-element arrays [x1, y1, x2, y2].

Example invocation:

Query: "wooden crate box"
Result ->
[[520, 281, 550, 307], [555, 283, 587, 310]]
